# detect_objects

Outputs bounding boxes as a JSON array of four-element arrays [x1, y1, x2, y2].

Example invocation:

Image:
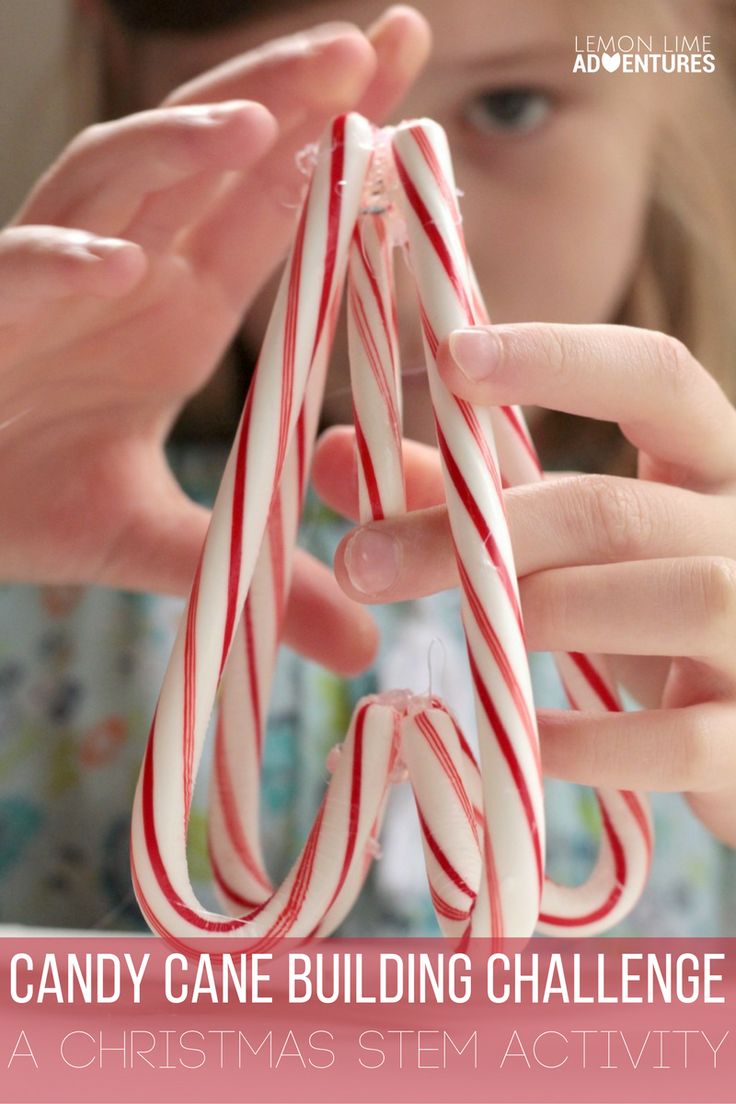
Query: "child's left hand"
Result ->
[[312, 322, 736, 847], [0, 10, 431, 676]]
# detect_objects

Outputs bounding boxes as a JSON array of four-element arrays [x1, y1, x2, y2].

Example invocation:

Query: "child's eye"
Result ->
[[465, 88, 552, 135]]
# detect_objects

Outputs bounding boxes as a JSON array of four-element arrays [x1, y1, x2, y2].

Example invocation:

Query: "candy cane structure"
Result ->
[[130, 113, 653, 950]]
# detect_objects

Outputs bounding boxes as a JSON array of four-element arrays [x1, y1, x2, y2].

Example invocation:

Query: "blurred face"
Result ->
[[103, 0, 660, 433]]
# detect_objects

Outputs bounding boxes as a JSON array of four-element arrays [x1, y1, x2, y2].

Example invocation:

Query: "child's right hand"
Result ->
[[0, 11, 430, 675]]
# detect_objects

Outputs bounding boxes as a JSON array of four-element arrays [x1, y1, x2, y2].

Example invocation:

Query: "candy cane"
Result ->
[[207, 296, 336, 918], [134, 113, 653, 948], [348, 210, 406, 522], [130, 114, 401, 947], [207, 155, 406, 930], [387, 120, 543, 939], [347, 204, 487, 938], [208, 166, 412, 930], [465, 217, 653, 935], [400, 699, 484, 939], [390, 118, 651, 936]]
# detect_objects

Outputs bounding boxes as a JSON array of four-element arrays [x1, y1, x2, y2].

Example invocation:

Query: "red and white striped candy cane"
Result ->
[[135, 112, 653, 949], [207, 415, 310, 916], [392, 120, 545, 939], [467, 228, 653, 934], [348, 210, 406, 522], [130, 114, 401, 948], [207, 298, 337, 918], [346, 200, 487, 938], [391, 118, 651, 936], [208, 155, 405, 930], [400, 699, 484, 939]]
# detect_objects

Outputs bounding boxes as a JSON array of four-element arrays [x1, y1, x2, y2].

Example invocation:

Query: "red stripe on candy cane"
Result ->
[[355, 219, 398, 386], [312, 115, 346, 363], [538, 801, 626, 927], [268, 490, 287, 629], [326, 703, 369, 913], [183, 560, 201, 817], [353, 410, 385, 520], [220, 388, 254, 676], [212, 712, 270, 892], [141, 719, 244, 933], [414, 712, 477, 836], [568, 651, 621, 713], [393, 147, 474, 320], [431, 887, 473, 922], [209, 847, 265, 913], [348, 213, 405, 525], [418, 301, 438, 358], [500, 404, 542, 472], [416, 807, 477, 900], [349, 271, 400, 444], [466, 648, 544, 897], [456, 556, 538, 769], [435, 423, 522, 632], [622, 790, 653, 854], [241, 598, 263, 756]]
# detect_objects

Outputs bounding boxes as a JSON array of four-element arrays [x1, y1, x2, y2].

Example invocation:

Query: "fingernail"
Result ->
[[344, 527, 401, 595], [448, 328, 503, 382], [367, 6, 431, 79], [179, 101, 262, 123], [68, 236, 135, 261], [81, 238, 137, 260]]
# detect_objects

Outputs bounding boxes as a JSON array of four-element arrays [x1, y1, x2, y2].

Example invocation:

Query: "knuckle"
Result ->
[[578, 475, 654, 561], [538, 325, 570, 384], [692, 557, 736, 651], [646, 331, 699, 396], [161, 113, 217, 164], [52, 123, 115, 184], [65, 121, 109, 159], [681, 710, 718, 791], [522, 574, 567, 642]]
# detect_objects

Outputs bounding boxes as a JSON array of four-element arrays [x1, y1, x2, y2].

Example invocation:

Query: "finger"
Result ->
[[335, 505, 454, 601], [0, 227, 146, 323], [121, 172, 221, 253], [331, 472, 735, 603], [16, 102, 277, 237], [519, 557, 736, 678], [312, 425, 444, 521], [538, 700, 736, 795], [182, 43, 375, 302], [185, 11, 430, 306], [355, 5, 432, 119], [504, 474, 736, 576], [438, 323, 736, 491], [135, 26, 380, 255], [165, 22, 374, 115], [282, 551, 379, 676], [166, 12, 429, 119]]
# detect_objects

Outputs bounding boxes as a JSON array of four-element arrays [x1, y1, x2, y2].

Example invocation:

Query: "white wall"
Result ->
[[0, 0, 98, 221]]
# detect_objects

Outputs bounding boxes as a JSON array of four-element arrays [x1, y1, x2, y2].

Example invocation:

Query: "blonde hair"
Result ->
[[535, 0, 736, 475], [616, 0, 736, 394]]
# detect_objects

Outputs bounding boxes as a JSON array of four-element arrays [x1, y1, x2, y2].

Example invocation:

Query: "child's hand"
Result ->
[[0, 11, 430, 675], [313, 323, 736, 842]]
